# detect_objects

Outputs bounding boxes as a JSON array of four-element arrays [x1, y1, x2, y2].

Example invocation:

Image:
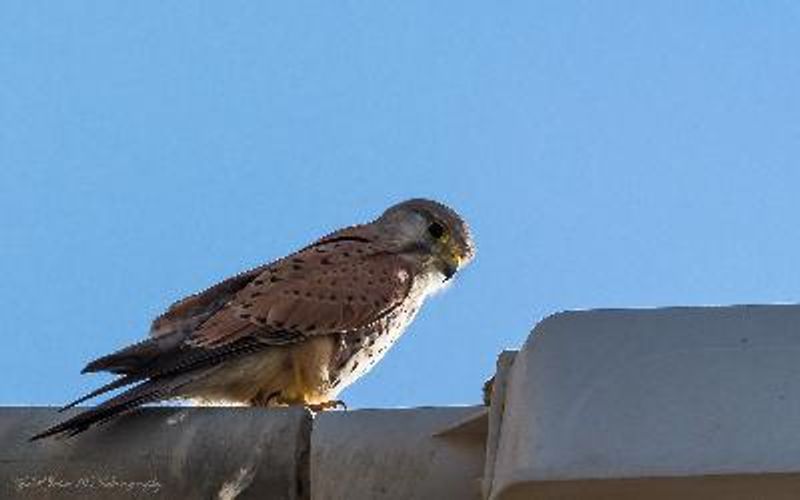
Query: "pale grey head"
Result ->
[[374, 198, 475, 281]]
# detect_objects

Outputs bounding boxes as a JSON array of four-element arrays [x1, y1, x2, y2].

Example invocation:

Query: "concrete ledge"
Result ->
[[1, 406, 488, 500], [1, 407, 312, 499], [482, 350, 517, 499], [311, 407, 486, 500], [497, 473, 800, 500], [19, 304, 800, 499], [490, 304, 800, 499]]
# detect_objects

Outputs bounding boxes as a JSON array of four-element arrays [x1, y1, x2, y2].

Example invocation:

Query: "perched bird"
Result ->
[[32, 198, 475, 440]]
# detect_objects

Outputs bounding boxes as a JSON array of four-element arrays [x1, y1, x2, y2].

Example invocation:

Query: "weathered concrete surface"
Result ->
[[311, 407, 486, 500], [1, 406, 312, 500], [490, 305, 800, 499], [497, 473, 800, 500], [482, 350, 516, 499]]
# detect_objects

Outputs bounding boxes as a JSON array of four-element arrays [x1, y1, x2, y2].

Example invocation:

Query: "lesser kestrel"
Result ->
[[32, 198, 475, 440]]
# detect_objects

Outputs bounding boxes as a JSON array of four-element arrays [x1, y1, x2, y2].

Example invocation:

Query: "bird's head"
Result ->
[[376, 198, 475, 282]]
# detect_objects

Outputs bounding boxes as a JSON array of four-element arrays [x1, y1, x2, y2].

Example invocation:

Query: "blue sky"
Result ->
[[2, 2, 800, 408]]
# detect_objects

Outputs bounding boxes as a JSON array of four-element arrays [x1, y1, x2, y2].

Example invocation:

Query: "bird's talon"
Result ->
[[308, 400, 347, 412]]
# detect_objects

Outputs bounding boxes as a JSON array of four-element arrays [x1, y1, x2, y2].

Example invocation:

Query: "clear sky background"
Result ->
[[2, 2, 800, 408]]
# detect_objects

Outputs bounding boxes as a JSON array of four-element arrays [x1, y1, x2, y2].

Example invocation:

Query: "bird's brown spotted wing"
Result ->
[[188, 235, 414, 348]]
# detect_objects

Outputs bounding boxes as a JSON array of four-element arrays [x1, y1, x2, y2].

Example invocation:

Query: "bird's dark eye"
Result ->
[[427, 221, 445, 239]]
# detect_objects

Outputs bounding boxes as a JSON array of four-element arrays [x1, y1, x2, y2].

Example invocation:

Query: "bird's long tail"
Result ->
[[31, 336, 271, 441], [29, 375, 193, 441]]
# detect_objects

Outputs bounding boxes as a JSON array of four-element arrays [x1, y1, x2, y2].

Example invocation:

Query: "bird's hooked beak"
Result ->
[[441, 246, 465, 281]]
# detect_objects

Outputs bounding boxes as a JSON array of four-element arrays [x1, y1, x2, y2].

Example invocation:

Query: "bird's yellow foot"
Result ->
[[308, 400, 347, 412]]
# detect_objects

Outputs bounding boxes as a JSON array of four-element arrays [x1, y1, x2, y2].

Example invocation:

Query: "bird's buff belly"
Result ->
[[183, 336, 341, 406], [182, 304, 418, 407]]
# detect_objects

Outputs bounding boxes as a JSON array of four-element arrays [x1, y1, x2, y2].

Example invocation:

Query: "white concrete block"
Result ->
[[490, 305, 800, 499], [311, 407, 486, 500], [482, 350, 517, 499]]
